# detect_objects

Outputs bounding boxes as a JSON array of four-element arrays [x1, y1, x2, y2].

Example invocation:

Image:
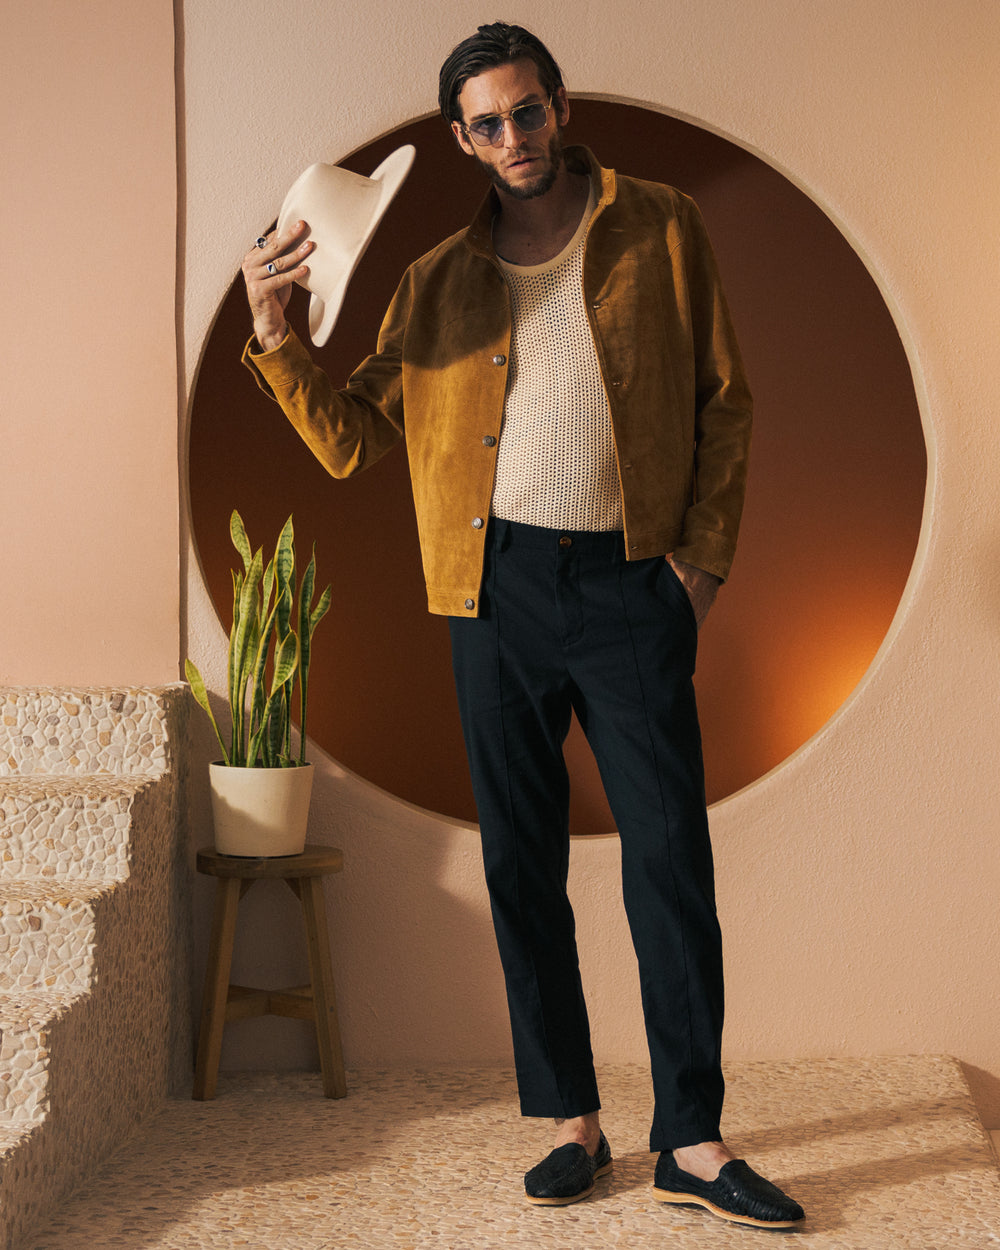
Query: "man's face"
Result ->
[[452, 60, 569, 201]]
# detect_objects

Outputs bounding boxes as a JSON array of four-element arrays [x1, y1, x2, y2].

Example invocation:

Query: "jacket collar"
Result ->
[[463, 145, 616, 260]]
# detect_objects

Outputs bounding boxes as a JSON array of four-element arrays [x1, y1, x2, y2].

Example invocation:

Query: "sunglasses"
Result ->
[[461, 96, 554, 147]]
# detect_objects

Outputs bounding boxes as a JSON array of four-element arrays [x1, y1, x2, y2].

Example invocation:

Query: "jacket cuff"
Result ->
[[240, 328, 313, 396], [673, 530, 736, 583]]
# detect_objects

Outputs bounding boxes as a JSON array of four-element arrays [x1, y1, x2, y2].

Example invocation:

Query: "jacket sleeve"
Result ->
[[240, 268, 415, 478], [673, 199, 753, 581]]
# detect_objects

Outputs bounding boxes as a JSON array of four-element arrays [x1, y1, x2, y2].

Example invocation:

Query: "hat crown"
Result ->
[[274, 145, 416, 345], [283, 164, 384, 261]]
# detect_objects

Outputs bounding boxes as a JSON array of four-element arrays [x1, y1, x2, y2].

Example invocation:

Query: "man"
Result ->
[[241, 21, 804, 1230]]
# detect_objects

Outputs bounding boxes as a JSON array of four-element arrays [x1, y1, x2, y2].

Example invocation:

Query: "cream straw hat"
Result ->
[[276, 145, 416, 346]]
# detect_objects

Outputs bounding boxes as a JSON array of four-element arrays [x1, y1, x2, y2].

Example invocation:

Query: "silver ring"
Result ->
[[255, 236, 268, 248], [266, 262, 277, 275]]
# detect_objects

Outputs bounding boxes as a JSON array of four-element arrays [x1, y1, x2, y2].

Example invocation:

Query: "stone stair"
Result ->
[[0, 687, 189, 1250]]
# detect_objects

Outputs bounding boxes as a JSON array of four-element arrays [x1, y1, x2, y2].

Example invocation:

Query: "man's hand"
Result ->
[[242, 220, 314, 352], [666, 556, 722, 631]]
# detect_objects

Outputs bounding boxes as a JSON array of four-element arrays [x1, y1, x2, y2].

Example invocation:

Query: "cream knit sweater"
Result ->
[[491, 190, 623, 532]]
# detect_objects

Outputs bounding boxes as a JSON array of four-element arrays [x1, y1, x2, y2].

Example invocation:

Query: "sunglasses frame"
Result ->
[[461, 95, 554, 147]]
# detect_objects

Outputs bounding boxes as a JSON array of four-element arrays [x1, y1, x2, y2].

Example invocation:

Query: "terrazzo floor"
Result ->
[[27, 1056, 1000, 1249]]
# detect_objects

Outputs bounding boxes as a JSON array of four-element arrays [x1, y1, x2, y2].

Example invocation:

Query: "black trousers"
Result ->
[[449, 519, 725, 1153]]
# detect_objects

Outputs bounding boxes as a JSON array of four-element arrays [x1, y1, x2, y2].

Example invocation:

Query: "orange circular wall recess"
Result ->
[[189, 102, 925, 834]]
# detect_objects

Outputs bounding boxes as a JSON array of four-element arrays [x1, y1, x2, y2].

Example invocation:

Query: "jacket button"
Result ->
[[482, 435, 496, 447], [472, 517, 484, 529], [492, 354, 506, 366], [464, 598, 475, 611]]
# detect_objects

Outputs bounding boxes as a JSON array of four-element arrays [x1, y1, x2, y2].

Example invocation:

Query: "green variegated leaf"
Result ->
[[266, 688, 286, 767], [230, 547, 264, 762], [184, 659, 230, 764], [230, 510, 253, 573], [249, 588, 284, 745], [296, 550, 329, 764], [299, 550, 316, 637], [262, 557, 276, 619], [245, 699, 270, 768], [227, 568, 246, 759], [272, 629, 300, 692], [297, 559, 316, 721], [274, 517, 295, 638], [310, 584, 332, 634]]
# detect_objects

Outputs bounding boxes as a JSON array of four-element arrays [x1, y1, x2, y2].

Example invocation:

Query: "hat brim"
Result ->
[[278, 145, 415, 348]]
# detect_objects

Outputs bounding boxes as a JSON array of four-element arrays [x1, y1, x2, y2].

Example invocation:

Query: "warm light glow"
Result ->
[[768, 614, 893, 762]]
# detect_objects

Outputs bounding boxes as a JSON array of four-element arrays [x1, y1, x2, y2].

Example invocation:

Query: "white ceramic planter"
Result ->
[[209, 762, 314, 857]]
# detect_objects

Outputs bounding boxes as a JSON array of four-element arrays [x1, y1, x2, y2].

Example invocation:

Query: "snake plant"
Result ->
[[186, 510, 332, 767]]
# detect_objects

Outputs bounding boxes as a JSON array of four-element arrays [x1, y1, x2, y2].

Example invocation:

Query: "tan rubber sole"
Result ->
[[525, 1160, 613, 1206], [652, 1187, 801, 1229]]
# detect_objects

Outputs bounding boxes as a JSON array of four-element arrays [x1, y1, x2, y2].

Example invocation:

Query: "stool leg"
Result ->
[[193, 876, 243, 1099], [299, 875, 347, 1098]]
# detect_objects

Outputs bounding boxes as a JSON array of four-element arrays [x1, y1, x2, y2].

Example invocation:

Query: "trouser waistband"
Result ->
[[489, 517, 627, 559]]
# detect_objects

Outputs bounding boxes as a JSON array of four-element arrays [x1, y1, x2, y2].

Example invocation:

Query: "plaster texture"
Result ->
[[3, 1, 178, 687]]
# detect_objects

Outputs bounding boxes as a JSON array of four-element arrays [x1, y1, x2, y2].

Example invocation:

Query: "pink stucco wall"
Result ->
[[2, 0, 178, 685]]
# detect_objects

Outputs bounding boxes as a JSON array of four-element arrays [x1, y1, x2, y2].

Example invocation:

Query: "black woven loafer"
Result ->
[[653, 1153, 804, 1228], [524, 1132, 613, 1205]]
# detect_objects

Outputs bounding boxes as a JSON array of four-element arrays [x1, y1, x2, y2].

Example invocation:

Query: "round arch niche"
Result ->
[[189, 101, 926, 835]]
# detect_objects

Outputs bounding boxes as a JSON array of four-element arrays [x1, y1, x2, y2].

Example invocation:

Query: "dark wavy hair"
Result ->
[[438, 22, 564, 124]]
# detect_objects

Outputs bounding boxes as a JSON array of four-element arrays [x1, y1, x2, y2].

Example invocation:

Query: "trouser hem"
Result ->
[[517, 1084, 602, 1121], [649, 1120, 725, 1154]]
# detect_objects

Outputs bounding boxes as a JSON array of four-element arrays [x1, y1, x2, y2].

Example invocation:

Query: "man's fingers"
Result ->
[[243, 221, 312, 270], [261, 219, 310, 257], [261, 258, 310, 286], [242, 244, 312, 297], [239, 219, 313, 344]]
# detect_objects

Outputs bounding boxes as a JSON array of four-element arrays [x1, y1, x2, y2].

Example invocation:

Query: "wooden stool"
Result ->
[[193, 843, 347, 1100]]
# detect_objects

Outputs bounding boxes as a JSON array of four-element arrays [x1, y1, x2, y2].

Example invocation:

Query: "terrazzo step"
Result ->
[[0, 990, 84, 1130], [0, 685, 187, 1250], [0, 880, 113, 993], [0, 776, 155, 882], [0, 687, 180, 778]]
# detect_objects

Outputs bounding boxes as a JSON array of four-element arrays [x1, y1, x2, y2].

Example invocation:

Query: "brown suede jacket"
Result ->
[[243, 146, 752, 617]]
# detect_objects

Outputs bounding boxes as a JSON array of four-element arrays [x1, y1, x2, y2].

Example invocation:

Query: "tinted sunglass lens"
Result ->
[[468, 101, 548, 144], [477, 120, 502, 143], [512, 104, 546, 131]]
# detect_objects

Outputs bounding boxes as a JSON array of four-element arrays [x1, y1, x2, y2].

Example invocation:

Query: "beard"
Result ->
[[475, 131, 564, 201]]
